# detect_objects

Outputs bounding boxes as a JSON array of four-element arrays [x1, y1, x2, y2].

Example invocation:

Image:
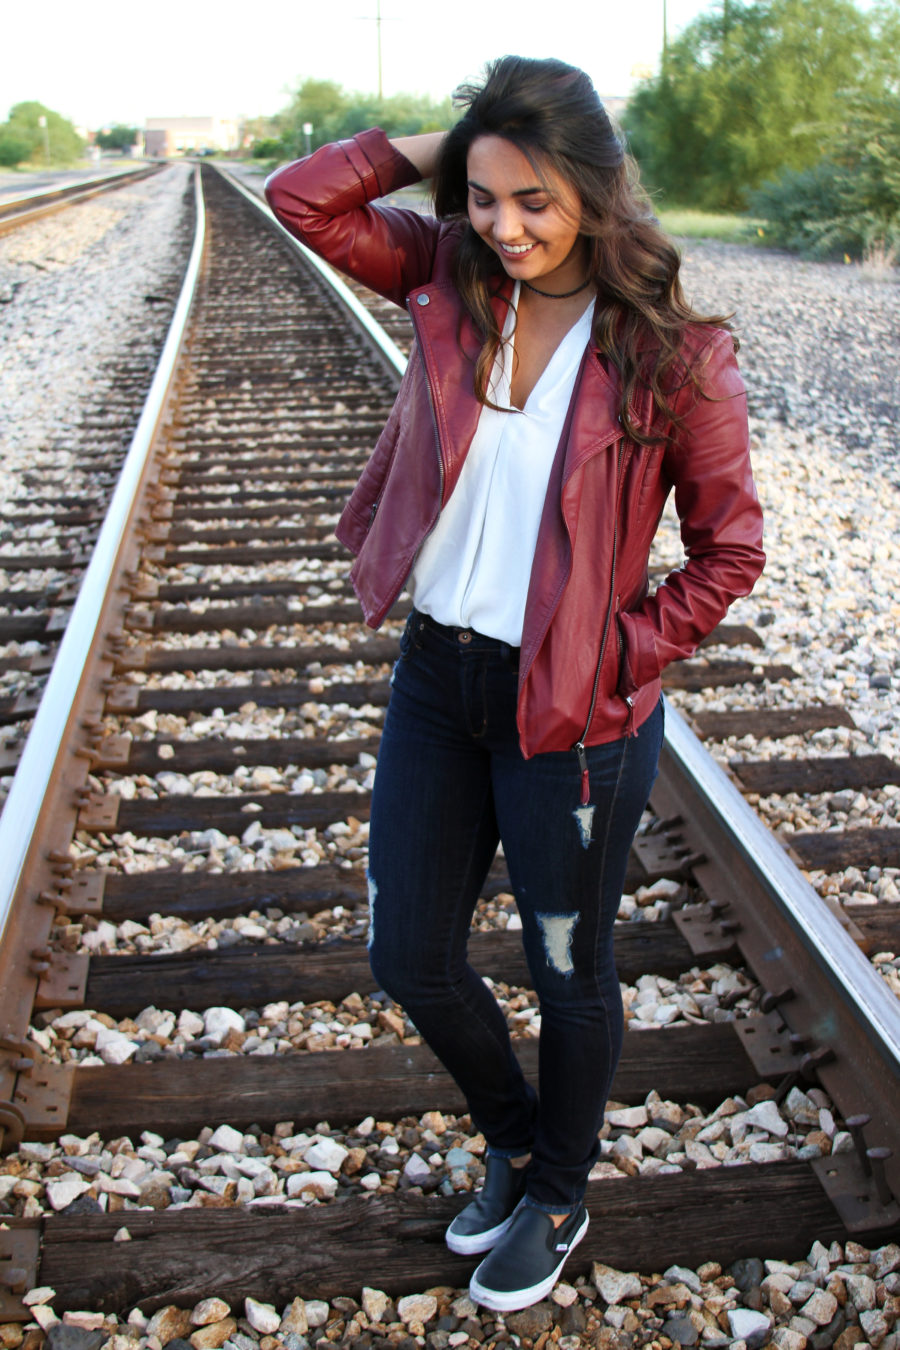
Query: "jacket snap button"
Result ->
[[416, 294, 430, 306], [458, 630, 472, 644]]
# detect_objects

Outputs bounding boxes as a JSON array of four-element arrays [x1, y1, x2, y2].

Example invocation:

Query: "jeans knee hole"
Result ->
[[536, 912, 580, 977], [366, 873, 378, 950]]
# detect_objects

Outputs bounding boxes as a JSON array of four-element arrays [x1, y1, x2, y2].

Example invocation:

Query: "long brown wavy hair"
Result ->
[[432, 56, 736, 444]]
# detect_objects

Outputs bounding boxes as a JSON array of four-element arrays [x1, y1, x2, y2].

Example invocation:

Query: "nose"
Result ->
[[492, 201, 524, 242]]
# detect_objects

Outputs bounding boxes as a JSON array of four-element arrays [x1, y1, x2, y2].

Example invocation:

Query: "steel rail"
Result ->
[[656, 710, 900, 1209], [0, 167, 205, 951], [0, 165, 160, 235], [664, 709, 900, 1060], [214, 165, 409, 382]]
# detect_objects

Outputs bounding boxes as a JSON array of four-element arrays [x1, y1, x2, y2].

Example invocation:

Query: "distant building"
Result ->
[[143, 116, 239, 157]]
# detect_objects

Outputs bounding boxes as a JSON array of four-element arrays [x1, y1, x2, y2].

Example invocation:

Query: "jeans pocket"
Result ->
[[398, 612, 423, 662]]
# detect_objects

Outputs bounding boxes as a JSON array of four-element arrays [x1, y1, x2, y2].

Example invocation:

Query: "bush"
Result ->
[[749, 96, 900, 260], [0, 127, 32, 167], [251, 138, 285, 159], [96, 125, 139, 152], [0, 101, 84, 166]]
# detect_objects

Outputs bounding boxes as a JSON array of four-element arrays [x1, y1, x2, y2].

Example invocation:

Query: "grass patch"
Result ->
[[657, 207, 765, 245]]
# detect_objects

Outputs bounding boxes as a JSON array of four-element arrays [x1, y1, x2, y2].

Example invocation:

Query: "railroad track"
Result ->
[[0, 166, 194, 803], [0, 166, 161, 238], [0, 164, 898, 1330]]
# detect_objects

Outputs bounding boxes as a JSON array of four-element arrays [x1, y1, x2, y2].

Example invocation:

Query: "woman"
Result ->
[[266, 56, 764, 1312]]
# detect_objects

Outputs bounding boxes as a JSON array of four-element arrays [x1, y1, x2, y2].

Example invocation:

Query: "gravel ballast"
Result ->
[[2, 179, 899, 1340]]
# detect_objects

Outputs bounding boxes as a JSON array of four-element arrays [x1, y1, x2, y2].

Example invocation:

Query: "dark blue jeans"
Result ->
[[367, 610, 664, 1211]]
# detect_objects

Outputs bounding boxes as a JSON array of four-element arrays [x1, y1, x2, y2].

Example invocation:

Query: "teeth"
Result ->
[[499, 243, 534, 254]]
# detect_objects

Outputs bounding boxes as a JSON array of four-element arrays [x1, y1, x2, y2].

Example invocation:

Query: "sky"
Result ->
[[3, 0, 722, 131]]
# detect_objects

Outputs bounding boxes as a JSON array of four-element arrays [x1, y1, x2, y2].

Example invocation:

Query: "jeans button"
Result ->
[[458, 630, 473, 644]]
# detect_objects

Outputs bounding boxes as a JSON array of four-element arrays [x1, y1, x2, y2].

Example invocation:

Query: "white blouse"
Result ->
[[409, 283, 595, 646]]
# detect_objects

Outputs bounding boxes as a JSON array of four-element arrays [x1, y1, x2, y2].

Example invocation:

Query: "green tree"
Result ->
[[1, 101, 84, 166], [0, 126, 32, 167], [624, 0, 893, 210], [750, 93, 900, 256], [278, 79, 351, 156], [277, 79, 454, 158], [96, 124, 139, 151]]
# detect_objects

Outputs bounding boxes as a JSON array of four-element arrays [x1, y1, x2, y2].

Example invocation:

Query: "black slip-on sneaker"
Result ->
[[445, 1155, 530, 1255], [469, 1200, 589, 1311]]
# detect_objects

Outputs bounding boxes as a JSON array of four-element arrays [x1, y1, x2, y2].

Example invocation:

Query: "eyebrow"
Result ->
[[467, 179, 548, 198]]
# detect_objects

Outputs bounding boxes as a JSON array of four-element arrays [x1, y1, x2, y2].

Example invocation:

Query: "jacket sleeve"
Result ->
[[617, 331, 765, 694], [264, 127, 444, 306]]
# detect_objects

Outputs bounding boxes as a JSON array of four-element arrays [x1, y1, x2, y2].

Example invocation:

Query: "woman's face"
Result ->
[[466, 135, 587, 290]]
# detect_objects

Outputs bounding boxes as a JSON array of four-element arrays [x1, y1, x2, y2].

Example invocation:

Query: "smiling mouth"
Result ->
[[497, 241, 537, 256]]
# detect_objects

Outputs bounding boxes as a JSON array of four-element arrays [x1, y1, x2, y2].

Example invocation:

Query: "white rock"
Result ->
[[303, 1137, 349, 1173], [22, 1287, 57, 1306], [800, 1290, 838, 1326], [304, 1300, 330, 1327], [208, 1124, 245, 1154], [403, 1153, 432, 1183], [19, 1141, 54, 1163], [62, 1312, 106, 1330], [874, 1243, 900, 1277], [636, 1126, 673, 1155], [45, 1174, 92, 1210], [191, 1298, 231, 1326], [95, 1026, 138, 1065], [606, 1106, 648, 1129], [592, 1263, 643, 1304], [244, 1297, 281, 1334], [664, 1265, 702, 1294], [361, 1287, 390, 1322], [859, 1309, 890, 1347], [177, 1009, 205, 1038], [728, 1309, 772, 1345], [844, 1274, 877, 1310], [286, 1170, 338, 1200], [203, 1006, 245, 1043], [771, 1331, 807, 1350], [397, 1293, 437, 1325], [744, 1099, 790, 1137], [748, 1141, 790, 1163]]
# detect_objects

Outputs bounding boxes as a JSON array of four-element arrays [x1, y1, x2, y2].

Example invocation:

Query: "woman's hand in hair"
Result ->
[[389, 131, 447, 180]]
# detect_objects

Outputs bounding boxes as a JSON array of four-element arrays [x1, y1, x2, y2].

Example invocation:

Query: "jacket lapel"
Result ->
[[408, 277, 517, 506]]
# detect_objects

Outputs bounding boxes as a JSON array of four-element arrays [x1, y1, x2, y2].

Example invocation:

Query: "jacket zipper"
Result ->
[[571, 438, 632, 806], [407, 296, 445, 511]]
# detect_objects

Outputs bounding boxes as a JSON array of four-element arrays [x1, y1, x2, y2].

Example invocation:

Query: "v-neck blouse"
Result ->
[[408, 284, 595, 646]]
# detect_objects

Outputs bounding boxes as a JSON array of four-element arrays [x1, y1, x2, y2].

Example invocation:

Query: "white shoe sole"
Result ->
[[445, 1210, 518, 1255], [469, 1211, 589, 1311]]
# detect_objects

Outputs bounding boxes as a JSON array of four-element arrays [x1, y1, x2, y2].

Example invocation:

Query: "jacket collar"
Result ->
[[407, 276, 650, 504]]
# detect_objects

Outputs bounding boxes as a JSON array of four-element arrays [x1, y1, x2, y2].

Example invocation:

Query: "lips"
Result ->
[[497, 241, 537, 257]]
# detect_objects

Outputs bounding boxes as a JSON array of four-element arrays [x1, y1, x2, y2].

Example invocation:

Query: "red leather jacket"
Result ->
[[265, 129, 765, 759]]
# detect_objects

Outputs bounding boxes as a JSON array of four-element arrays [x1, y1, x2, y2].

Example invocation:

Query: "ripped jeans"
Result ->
[[367, 610, 664, 1212]]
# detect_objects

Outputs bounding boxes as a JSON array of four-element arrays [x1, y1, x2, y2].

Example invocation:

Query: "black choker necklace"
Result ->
[[522, 276, 591, 299]]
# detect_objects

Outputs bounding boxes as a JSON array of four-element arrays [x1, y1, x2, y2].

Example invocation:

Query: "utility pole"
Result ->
[[359, 0, 386, 101], [662, 0, 668, 73]]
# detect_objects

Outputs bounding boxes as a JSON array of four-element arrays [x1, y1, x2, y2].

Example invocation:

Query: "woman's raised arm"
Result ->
[[388, 131, 447, 179], [264, 128, 447, 306]]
